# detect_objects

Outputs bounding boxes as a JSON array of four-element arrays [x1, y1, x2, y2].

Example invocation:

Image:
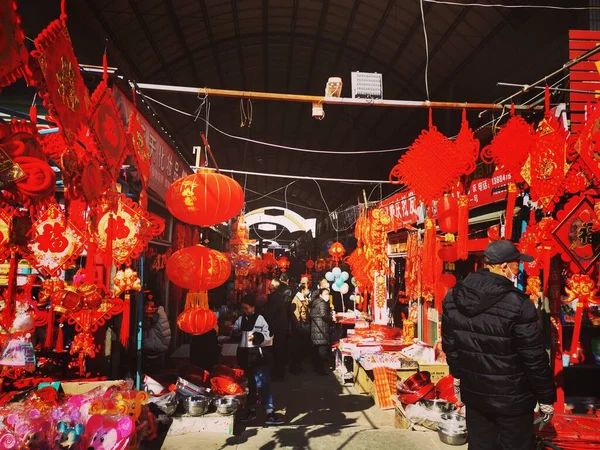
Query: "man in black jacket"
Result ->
[[264, 276, 293, 380], [442, 240, 556, 450]]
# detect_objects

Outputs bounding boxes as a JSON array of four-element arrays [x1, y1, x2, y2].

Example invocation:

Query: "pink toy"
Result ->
[[85, 415, 133, 450]]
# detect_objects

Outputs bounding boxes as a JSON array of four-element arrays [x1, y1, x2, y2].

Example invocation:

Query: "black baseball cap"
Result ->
[[483, 240, 534, 265]]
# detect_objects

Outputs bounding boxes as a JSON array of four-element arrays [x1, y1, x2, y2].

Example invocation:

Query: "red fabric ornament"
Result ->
[[88, 73, 131, 179], [26, 204, 87, 277], [306, 259, 315, 270], [277, 256, 290, 272], [457, 195, 469, 260], [389, 110, 456, 205], [565, 161, 592, 194], [31, 18, 90, 144], [572, 102, 600, 183], [521, 110, 569, 212], [553, 195, 600, 274], [453, 109, 481, 177], [0, 0, 31, 90], [328, 241, 346, 263], [177, 308, 217, 336], [437, 195, 458, 234], [0, 204, 14, 263], [166, 245, 231, 291], [519, 217, 559, 293], [481, 106, 535, 183], [166, 169, 245, 227], [504, 183, 517, 239], [95, 194, 165, 266], [128, 109, 150, 189]]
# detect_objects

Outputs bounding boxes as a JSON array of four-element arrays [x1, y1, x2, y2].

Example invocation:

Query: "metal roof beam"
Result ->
[[231, 0, 246, 90], [277, 0, 299, 146]]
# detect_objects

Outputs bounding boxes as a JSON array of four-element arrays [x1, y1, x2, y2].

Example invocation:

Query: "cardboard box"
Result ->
[[418, 363, 450, 384], [61, 380, 124, 395], [354, 362, 374, 394]]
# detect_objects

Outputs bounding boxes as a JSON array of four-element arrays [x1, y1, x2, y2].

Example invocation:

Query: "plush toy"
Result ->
[[55, 421, 85, 449], [84, 415, 133, 450]]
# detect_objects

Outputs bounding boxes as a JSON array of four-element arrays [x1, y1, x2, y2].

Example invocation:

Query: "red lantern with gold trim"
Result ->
[[277, 256, 290, 273], [328, 241, 346, 263], [166, 169, 244, 227], [177, 308, 217, 335], [437, 195, 458, 234], [166, 245, 231, 291]]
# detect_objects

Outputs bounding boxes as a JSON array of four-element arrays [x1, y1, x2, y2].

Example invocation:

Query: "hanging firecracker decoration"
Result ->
[[504, 183, 518, 239], [481, 104, 535, 183], [0, 0, 32, 90], [521, 87, 570, 212], [95, 194, 165, 266], [457, 195, 469, 260], [389, 109, 457, 205], [404, 232, 422, 301], [328, 241, 346, 264], [421, 218, 437, 301], [526, 275, 542, 304], [519, 217, 559, 294], [30, 3, 91, 144], [277, 256, 290, 272], [552, 195, 600, 274], [564, 274, 598, 364], [26, 205, 87, 278], [166, 169, 244, 227]]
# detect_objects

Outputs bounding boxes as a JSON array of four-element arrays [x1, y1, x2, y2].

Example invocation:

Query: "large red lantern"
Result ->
[[437, 195, 458, 234], [438, 241, 458, 263], [166, 169, 244, 226], [277, 256, 290, 272], [177, 308, 217, 335], [166, 245, 231, 291]]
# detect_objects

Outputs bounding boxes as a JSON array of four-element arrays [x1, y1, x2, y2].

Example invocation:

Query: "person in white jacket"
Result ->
[[233, 294, 283, 426], [142, 293, 171, 373]]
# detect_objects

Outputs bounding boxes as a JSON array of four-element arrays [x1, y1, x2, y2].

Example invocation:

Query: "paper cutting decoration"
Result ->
[[553, 195, 600, 274], [31, 17, 90, 144], [0, 0, 31, 89], [88, 75, 131, 178], [96, 194, 165, 266], [26, 205, 87, 277]]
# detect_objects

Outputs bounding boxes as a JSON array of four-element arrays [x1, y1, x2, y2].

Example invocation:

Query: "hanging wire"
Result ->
[[423, 0, 600, 10], [420, 0, 431, 101], [244, 187, 327, 212]]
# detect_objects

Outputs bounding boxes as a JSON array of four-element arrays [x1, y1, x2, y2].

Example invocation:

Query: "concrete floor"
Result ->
[[156, 369, 466, 450]]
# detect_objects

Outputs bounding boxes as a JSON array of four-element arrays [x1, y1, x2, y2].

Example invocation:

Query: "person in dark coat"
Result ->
[[263, 277, 293, 380], [442, 240, 556, 450], [290, 284, 311, 374], [312, 279, 329, 306], [310, 288, 333, 375]]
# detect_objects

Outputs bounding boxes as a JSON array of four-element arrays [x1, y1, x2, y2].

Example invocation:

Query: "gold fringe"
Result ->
[[185, 291, 209, 310]]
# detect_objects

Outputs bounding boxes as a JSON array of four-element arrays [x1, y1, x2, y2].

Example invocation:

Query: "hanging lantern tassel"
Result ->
[[55, 321, 64, 353], [423, 219, 437, 289], [85, 241, 97, 284], [120, 293, 131, 348], [457, 196, 469, 260], [44, 306, 55, 349], [185, 291, 209, 310], [504, 183, 517, 240]]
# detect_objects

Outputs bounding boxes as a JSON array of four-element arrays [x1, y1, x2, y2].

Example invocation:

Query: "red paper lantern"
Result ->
[[437, 195, 458, 234], [306, 259, 315, 270], [438, 242, 458, 263], [328, 241, 346, 262], [166, 245, 231, 291], [166, 169, 244, 227], [177, 307, 217, 335], [439, 273, 457, 289]]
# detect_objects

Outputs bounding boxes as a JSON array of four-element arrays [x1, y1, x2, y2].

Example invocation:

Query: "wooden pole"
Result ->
[[135, 83, 534, 111]]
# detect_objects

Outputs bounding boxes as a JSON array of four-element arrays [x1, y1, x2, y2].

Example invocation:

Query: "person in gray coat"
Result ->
[[310, 288, 333, 375], [142, 293, 171, 373]]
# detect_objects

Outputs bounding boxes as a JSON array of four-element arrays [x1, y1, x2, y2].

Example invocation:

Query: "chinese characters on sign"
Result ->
[[112, 87, 193, 199]]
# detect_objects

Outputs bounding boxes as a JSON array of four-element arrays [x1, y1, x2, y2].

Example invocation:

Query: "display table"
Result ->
[[167, 413, 235, 436]]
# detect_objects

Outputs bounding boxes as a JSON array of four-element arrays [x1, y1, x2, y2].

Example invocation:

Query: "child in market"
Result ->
[[233, 294, 283, 426]]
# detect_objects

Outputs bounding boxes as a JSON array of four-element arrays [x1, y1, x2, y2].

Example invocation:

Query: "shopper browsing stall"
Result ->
[[290, 284, 311, 374], [442, 240, 556, 450], [310, 288, 334, 375], [233, 294, 283, 426]]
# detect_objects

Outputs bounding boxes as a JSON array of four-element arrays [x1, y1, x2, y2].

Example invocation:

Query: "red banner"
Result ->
[[112, 87, 193, 199]]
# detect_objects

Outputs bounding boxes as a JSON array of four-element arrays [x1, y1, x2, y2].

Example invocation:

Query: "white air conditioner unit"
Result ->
[[351, 72, 383, 99]]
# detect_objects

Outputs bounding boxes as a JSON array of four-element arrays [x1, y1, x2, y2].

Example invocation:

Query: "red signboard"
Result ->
[[112, 87, 193, 199]]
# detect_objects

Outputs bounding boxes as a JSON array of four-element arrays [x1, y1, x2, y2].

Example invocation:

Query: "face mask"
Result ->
[[504, 265, 519, 287], [325, 282, 330, 289], [323, 295, 330, 301]]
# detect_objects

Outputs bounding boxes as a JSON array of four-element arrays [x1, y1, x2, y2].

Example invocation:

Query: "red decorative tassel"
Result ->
[[529, 206, 536, 227], [55, 322, 64, 353], [422, 218, 437, 294], [30, 105, 37, 125], [542, 247, 551, 296], [44, 307, 55, 349], [102, 52, 108, 84], [85, 241, 97, 284], [60, 0, 67, 22], [504, 183, 517, 239], [457, 195, 469, 260], [105, 214, 114, 273], [120, 294, 131, 348], [3, 253, 17, 328]]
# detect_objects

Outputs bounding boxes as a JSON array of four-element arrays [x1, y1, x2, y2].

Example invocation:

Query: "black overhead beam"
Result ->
[[277, 0, 299, 146], [231, 0, 247, 90], [163, 0, 201, 85]]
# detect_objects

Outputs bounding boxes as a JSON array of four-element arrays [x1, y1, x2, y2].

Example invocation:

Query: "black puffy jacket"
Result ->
[[310, 297, 332, 345], [442, 269, 556, 415]]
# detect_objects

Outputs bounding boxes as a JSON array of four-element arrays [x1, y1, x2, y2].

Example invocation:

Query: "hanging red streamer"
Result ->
[[504, 183, 517, 239], [44, 307, 55, 349], [120, 293, 131, 347], [422, 218, 437, 300], [55, 322, 64, 353], [457, 195, 469, 260]]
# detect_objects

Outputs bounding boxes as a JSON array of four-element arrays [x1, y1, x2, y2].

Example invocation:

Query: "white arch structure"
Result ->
[[244, 206, 316, 238]]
